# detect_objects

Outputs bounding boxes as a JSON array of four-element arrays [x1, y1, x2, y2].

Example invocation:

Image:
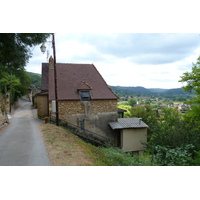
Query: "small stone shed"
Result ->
[[109, 118, 148, 154], [34, 91, 48, 117]]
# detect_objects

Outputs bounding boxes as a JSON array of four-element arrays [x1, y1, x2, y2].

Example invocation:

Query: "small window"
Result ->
[[80, 91, 91, 101], [80, 119, 84, 132], [78, 117, 85, 132]]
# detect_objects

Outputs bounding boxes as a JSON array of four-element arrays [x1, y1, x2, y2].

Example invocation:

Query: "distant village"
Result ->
[[118, 95, 192, 114]]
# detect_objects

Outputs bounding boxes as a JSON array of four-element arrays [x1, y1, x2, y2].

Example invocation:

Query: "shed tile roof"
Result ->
[[109, 118, 148, 130], [47, 63, 118, 101], [118, 108, 127, 113]]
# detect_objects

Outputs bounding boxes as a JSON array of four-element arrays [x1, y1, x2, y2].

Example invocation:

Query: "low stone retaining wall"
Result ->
[[0, 94, 9, 128]]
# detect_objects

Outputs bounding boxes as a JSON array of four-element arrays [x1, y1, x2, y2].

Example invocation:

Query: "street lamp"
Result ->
[[40, 33, 59, 126], [40, 44, 46, 54]]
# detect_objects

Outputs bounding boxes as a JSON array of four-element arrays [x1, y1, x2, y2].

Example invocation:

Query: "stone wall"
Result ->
[[49, 99, 118, 143], [0, 94, 8, 128], [37, 94, 48, 117]]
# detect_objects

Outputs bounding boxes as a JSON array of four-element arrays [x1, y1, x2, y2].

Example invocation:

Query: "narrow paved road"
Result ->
[[0, 99, 50, 166]]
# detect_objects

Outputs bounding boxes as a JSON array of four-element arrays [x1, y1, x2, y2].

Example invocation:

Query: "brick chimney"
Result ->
[[49, 56, 54, 68]]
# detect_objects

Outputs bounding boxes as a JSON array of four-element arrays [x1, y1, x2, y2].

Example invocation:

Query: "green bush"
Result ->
[[99, 145, 153, 166], [153, 144, 194, 166], [190, 151, 200, 166]]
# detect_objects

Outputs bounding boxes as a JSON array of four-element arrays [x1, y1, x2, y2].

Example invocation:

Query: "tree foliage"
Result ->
[[0, 33, 50, 71], [0, 33, 50, 103], [128, 97, 137, 107], [179, 56, 200, 131], [114, 55, 200, 165], [128, 105, 159, 138], [179, 56, 200, 97], [153, 144, 194, 166], [99, 145, 152, 166], [0, 70, 31, 103], [27, 72, 42, 89], [139, 55, 200, 165], [125, 104, 200, 165], [111, 85, 192, 98]]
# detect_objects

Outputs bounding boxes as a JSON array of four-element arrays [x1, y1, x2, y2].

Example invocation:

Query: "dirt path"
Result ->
[[40, 123, 95, 166]]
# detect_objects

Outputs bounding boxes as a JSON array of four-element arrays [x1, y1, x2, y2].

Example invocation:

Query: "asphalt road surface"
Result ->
[[0, 99, 50, 166]]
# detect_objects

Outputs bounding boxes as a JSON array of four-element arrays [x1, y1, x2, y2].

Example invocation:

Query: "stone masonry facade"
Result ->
[[49, 99, 118, 142]]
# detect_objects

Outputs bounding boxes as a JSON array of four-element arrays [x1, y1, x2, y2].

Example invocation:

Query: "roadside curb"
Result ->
[[0, 122, 9, 130]]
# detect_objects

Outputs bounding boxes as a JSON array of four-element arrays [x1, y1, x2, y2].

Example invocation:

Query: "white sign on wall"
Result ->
[[52, 100, 56, 113]]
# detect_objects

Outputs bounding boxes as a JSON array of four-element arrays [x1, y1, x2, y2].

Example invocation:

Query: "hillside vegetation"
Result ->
[[0, 34, 50, 103], [27, 72, 192, 96], [110, 86, 193, 97], [27, 72, 41, 89]]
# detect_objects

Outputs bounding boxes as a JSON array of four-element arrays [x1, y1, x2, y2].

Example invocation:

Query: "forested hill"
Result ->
[[27, 72, 192, 96], [27, 72, 41, 89], [110, 86, 192, 97]]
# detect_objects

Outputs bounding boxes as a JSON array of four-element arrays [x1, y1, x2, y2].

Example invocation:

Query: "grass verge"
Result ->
[[40, 123, 153, 166], [40, 123, 108, 166]]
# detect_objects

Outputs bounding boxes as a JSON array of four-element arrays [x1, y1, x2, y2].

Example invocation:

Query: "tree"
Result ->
[[146, 107, 200, 166], [27, 72, 42, 89], [0, 70, 30, 103], [15, 70, 31, 98], [128, 105, 159, 139], [0, 33, 50, 71], [0, 72, 20, 103], [128, 98, 137, 107], [145, 99, 151, 105], [0, 33, 50, 103], [179, 56, 200, 96], [179, 56, 200, 130]]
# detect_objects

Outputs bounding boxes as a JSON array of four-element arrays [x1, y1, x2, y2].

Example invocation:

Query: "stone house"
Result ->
[[34, 91, 48, 117], [177, 103, 191, 113], [38, 59, 148, 151], [39, 61, 119, 143], [34, 64, 49, 116]]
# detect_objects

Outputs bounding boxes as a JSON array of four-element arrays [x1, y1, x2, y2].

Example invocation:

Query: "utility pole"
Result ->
[[52, 34, 59, 126], [40, 33, 59, 126], [9, 69, 12, 113]]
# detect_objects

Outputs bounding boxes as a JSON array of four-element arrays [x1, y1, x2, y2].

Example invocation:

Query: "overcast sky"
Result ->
[[26, 33, 200, 89]]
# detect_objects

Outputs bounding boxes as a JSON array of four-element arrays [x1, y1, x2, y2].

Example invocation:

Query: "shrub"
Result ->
[[153, 144, 194, 166], [190, 151, 200, 166], [99, 145, 153, 166]]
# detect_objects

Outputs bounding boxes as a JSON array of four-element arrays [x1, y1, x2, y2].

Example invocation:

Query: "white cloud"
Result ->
[[25, 33, 200, 89], [56, 40, 97, 62]]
